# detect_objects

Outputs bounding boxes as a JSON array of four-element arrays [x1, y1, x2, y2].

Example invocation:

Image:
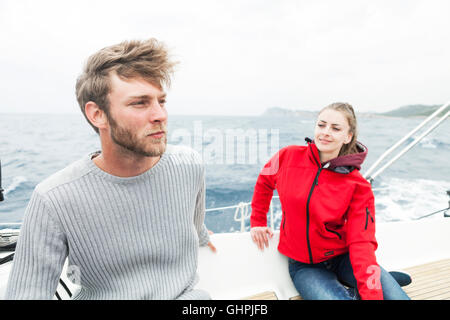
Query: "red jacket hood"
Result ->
[[305, 138, 368, 173]]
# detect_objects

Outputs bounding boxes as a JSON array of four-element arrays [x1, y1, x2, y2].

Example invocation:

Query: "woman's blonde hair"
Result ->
[[75, 38, 177, 133], [319, 102, 359, 156]]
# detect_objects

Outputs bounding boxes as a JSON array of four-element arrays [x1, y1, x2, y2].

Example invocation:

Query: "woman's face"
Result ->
[[314, 108, 353, 158]]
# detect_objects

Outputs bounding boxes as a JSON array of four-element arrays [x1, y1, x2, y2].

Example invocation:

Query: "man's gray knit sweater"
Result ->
[[5, 145, 211, 300]]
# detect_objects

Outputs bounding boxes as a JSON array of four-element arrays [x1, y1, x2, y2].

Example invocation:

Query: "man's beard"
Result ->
[[107, 114, 167, 157]]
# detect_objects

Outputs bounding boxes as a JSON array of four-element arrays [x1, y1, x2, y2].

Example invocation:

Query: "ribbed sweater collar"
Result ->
[[84, 150, 170, 184]]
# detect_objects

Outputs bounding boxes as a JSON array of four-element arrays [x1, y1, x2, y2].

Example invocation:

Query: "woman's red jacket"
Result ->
[[250, 139, 383, 300]]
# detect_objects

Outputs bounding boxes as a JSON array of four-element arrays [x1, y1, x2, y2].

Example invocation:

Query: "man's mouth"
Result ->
[[147, 131, 165, 139]]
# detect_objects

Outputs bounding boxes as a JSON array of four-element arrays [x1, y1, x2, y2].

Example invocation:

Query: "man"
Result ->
[[5, 38, 215, 300]]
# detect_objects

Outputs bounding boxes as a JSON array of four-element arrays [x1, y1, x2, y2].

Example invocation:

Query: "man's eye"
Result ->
[[317, 124, 325, 128], [333, 127, 341, 131], [159, 100, 166, 106]]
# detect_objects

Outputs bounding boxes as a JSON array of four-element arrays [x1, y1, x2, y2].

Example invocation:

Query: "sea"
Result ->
[[0, 113, 449, 233]]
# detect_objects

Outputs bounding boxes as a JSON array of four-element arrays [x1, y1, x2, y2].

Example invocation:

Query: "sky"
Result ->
[[1, 0, 449, 116]]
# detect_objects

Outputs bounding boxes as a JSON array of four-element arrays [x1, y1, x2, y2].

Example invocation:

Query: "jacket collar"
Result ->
[[305, 137, 368, 173]]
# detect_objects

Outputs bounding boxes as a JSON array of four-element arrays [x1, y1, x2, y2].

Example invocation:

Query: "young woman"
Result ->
[[250, 102, 410, 300]]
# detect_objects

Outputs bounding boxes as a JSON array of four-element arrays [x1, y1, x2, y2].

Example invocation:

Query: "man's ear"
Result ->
[[85, 102, 108, 131]]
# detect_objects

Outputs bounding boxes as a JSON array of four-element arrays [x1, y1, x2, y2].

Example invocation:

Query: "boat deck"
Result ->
[[403, 258, 450, 300], [244, 258, 450, 300]]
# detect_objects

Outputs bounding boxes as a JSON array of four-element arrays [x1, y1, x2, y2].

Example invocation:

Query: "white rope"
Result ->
[[205, 202, 250, 212]]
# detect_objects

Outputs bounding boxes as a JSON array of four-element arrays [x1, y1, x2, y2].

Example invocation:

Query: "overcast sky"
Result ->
[[1, 0, 449, 116]]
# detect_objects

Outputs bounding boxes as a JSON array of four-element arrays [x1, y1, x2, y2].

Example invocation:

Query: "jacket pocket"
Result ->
[[365, 207, 374, 230], [282, 211, 287, 232], [324, 223, 342, 240]]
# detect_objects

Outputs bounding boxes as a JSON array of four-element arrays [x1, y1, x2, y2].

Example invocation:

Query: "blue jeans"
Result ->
[[288, 253, 410, 300]]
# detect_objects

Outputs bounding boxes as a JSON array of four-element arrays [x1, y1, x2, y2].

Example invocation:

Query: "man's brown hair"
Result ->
[[75, 38, 177, 133]]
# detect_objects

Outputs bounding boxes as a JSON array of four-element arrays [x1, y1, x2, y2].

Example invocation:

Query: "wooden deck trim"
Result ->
[[243, 291, 278, 300], [403, 258, 450, 300]]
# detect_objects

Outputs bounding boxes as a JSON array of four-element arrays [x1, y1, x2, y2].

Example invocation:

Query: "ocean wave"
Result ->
[[373, 177, 450, 222], [418, 137, 449, 149], [404, 136, 450, 149], [4, 176, 28, 196]]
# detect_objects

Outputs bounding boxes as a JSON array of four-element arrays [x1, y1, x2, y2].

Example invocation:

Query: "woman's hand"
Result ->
[[250, 227, 274, 251]]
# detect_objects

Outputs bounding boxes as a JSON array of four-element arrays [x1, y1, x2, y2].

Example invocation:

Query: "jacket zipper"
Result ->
[[282, 211, 286, 231], [306, 166, 323, 264], [365, 207, 374, 230], [304, 145, 327, 265]]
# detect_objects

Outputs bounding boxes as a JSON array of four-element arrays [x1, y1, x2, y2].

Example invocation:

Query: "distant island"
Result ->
[[262, 104, 445, 118], [378, 104, 443, 117]]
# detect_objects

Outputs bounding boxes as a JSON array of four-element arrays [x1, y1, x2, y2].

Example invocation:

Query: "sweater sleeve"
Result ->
[[250, 149, 282, 227], [346, 182, 383, 300], [194, 166, 210, 246], [4, 190, 68, 300]]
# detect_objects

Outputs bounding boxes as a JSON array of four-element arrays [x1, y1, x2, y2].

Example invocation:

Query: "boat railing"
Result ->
[[363, 101, 450, 183], [206, 196, 281, 232], [205, 198, 273, 232]]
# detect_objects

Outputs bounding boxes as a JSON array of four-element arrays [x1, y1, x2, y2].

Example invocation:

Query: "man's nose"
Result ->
[[148, 103, 167, 123]]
